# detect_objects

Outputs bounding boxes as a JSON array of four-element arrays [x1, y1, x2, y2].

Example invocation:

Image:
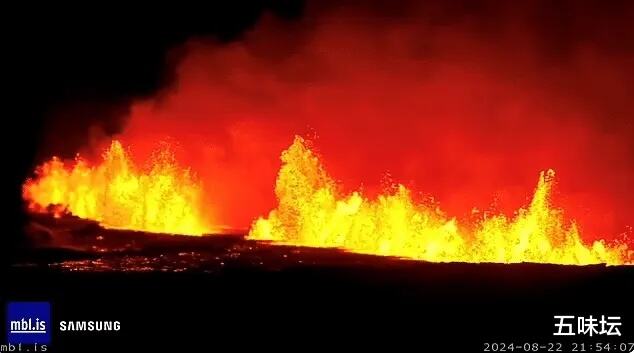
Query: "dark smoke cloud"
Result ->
[[49, 1, 634, 239]]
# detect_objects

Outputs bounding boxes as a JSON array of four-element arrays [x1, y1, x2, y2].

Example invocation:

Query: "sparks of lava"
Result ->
[[249, 136, 632, 265], [23, 140, 212, 236]]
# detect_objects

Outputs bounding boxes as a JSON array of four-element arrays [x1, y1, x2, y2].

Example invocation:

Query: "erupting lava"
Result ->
[[249, 137, 632, 265], [23, 137, 632, 265], [23, 140, 212, 236]]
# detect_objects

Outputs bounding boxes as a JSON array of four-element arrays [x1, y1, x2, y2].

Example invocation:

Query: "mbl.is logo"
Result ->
[[6, 302, 51, 344]]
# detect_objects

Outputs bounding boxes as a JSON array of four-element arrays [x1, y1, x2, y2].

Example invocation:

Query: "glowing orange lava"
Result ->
[[24, 137, 632, 265], [249, 136, 632, 265], [23, 140, 213, 236]]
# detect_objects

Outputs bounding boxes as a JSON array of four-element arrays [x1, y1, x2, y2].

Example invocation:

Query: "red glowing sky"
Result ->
[[64, 1, 634, 239]]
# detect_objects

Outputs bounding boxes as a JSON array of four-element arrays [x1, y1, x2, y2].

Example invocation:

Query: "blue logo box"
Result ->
[[6, 302, 51, 344]]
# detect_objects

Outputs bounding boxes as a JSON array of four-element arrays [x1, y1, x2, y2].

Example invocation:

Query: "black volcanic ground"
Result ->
[[6, 214, 634, 352]]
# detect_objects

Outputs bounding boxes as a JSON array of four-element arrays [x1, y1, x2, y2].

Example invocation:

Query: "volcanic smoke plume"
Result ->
[[24, 0, 634, 264]]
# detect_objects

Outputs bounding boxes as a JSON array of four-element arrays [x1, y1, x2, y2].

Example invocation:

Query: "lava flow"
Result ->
[[23, 140, 212, 236], [249, 137, 632, 265], [23, 137, 632, 265]]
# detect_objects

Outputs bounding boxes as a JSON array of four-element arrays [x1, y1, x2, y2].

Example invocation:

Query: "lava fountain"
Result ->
[[249, 136, 632, 265], [23, 140, 213, 236], [23, 137, 632, 265]]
